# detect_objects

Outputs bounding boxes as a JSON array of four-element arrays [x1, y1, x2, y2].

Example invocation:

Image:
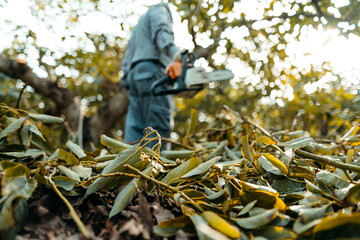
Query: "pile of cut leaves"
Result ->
[[1, 104, 360, 240]]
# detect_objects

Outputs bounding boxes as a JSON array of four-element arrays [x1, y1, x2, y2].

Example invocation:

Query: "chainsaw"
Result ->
[[150, 50, 234, 97]]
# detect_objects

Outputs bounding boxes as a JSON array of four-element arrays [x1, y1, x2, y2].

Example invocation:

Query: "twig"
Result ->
[[48, 168, 90, 238], [16, 83, 28, 108], [242, 117, 279, 143], [161, 137, 193, 150], [204, 126, 236, 132], [78, 172, 140, 187], [270, 144, 285, 154], [124, 164, 205, 213], [295, 149, 360, 173]]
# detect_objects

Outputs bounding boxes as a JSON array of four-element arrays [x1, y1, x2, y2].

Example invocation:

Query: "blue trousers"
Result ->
[[124, 60, 172, 148]]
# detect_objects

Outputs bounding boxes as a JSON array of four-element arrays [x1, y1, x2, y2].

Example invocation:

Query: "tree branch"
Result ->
[[0, 54, 81, 130], [295, 149, 360, 173]]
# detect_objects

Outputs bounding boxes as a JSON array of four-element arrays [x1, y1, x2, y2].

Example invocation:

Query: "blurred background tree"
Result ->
[[0, 0, 359, 149], [171, 0, 360, 142]]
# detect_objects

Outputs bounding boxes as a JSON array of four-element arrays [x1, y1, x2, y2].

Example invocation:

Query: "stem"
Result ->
[[48, 168, 90, 238], [124, 164, 205, 213], [16, 83, 28, 109], [270, 144, 285, 154], [295, 149, 360, 173], [343, 169, 354, 183], [162, 137, 193, 150], [78, 172, 140, 187], [242, 117, 279, 142]]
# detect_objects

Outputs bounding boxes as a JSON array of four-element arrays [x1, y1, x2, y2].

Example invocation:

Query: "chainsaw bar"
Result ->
[[208, 70, 235, 83]]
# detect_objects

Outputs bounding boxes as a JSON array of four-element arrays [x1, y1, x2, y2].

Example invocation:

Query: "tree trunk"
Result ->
[[0, 54, 128, 148]]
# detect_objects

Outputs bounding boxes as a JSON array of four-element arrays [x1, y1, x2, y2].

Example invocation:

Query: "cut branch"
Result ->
[[48, 168, 90, 238], [295, 149, 360, 173]]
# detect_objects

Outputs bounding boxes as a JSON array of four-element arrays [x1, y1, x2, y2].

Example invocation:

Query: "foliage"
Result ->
[[1, 1, 360, 236], [2, 103, 360, 239], [170, 0, 360, 139], [1, 0, 127, 124], [1, 0, 360, 143]]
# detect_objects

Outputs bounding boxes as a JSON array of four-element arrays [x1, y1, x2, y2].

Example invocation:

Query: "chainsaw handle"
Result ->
[[150, 50, 198, 96], [150, 75, 179, 96]]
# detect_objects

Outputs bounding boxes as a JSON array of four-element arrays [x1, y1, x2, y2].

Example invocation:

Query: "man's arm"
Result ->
[[148, 5, 179, 59]]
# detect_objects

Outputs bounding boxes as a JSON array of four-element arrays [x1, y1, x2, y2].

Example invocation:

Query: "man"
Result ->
[[121, 3, 182, 148]]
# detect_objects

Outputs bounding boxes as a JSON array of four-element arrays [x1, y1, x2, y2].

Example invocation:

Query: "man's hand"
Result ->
[[165, 61, 182, 79]]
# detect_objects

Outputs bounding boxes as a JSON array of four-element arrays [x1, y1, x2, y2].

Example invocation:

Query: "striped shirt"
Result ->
[[121, 3, 179, 77]]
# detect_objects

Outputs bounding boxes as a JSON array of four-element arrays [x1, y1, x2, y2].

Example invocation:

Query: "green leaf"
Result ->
[[237, 200, 257, 217], [181, 156, 220, 178], [94, 154, 117, 162], [53, 176, 77, 191], [66, 140, 86, 158], [160, 150, 194, 160], [277, 136, 313, 149], [206, 140, 227, 160], [2, 176, 37, 199], [224, 146, 239, 161], [315, 170, 349, 189], [31, 134, 54, 155], [102, 146, 142, 174], [109, 165, 151, 218], [206, 189, 229, 204], [86, 145, 142, 195], [305, 179, 333, 198], [0, 117, 26, 139], [258, 155, 284, 176], [234, 208, 278, 229], [27, 123, 45, 141], [72, 165, 91, 179], [0, 195, 17, 230], [293, 217, 322, 235], [1, 149, 45, 159], [161, 156, 202, 184], [297, 205, 330, 224], [271, 178, 305, 195], [28, 113, 65, 124], [58, 165, 80, 181], [21, 122, 32, 147], [101, 134, 131, 153]]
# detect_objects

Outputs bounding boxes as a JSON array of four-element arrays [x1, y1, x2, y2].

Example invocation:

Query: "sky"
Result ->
[[1, 0, 359, 96]]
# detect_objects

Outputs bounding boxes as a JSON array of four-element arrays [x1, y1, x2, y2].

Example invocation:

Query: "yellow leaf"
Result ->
[[241, 135, 253, 162], [263, 153, 289, 174], [347, 184, 360, 204], [255, 136, 276, 145], [240, 181, 287, 213], [346, 149, 355, 164], [186, 107, 198, 137], [201, 211, 241, 239], [312, 213, 360, 239]]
